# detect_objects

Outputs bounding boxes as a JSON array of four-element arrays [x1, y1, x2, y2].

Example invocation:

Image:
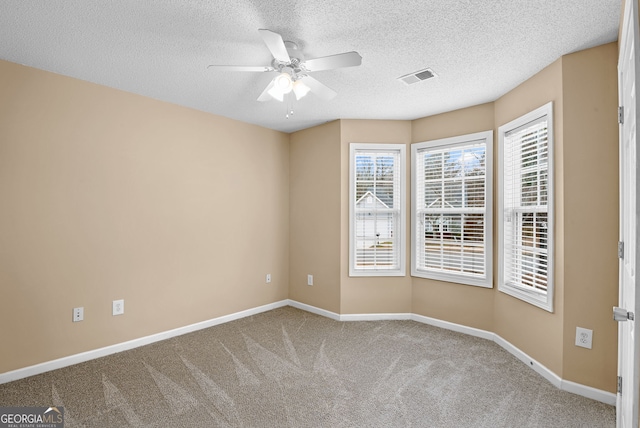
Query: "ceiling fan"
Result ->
[[208, 29, 362, 102]]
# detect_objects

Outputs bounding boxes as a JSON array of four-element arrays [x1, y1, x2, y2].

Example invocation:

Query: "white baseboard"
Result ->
[[286, 299, 341, 320], [341, 313, 412, 321], [411, 313, 495, 341], [561, 379, 617, 405], [286, 300, 412, 322], [0, 299, 618, 406], [0, 300, 289, 385]]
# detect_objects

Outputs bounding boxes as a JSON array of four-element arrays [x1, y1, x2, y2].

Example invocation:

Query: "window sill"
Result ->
[[498, 282, 553, 312], [412, 269, 492, 288], [349, 269, 406, 277]]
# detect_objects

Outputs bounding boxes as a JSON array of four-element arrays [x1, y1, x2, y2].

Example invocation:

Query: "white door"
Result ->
[[617, 0, 640, 426]]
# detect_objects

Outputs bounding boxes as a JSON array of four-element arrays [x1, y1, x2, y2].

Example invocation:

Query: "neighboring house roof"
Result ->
[[355, 191, 390, 209], [427, 197, 455, 209]]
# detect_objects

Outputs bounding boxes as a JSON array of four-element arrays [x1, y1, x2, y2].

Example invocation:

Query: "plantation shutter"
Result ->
[[352, 148, 403, 273], [413, 137, 490, 285], [502, 116, 550, 294]]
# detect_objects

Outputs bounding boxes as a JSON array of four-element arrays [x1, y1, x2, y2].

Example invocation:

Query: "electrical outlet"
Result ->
[[575, 327, 593, 349], [73, 307, 84, 322], [266, 273, 271, 283], [112, 299, 124, 316], [307, 274, 313, 286]]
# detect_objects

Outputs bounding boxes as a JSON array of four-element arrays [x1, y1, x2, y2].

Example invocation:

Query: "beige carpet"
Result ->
[[0, 306, 615, 427]]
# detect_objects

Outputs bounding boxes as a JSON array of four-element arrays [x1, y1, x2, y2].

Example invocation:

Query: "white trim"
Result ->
[[0, 300, 288, 385], [561, 379, 617, 405], [0, 299, 616, 406], [341, 312, 412, 321], [286, 299, 341, 321], [410, 313, 495, 340]]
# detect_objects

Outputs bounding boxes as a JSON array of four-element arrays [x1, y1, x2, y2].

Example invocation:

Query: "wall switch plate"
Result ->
[[307, 274, 313, 286], [112, 299, 124, 316], [575, 327, 593, 349], [73, 307, 84, 322], [266, 273, 271, 283]]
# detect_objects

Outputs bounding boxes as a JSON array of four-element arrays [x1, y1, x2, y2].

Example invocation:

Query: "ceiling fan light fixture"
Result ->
[[293, 80, 311, 100], [274, 72, 293, 93], [267, 83, 285, 102], [266, 72, 294, 101]]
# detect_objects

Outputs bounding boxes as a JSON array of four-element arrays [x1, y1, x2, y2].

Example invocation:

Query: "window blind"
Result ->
[[413, 138, 489, 284], [502, 116, 550, 294], [352, 148, 403, 273]]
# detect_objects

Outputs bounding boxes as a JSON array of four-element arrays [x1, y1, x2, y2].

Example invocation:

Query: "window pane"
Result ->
[[424, 152, 443, 180], [376, 155, 395, 181], [521, 171, 539, 206], [444, 149, 462, 178], [463, 147, 486, 177], [424, 182, 441, 208], [375, 181, 395, 208], [465, 178, 485, 208], [419, 213, 485, 276], [443, 179, 463, 207], [355, 211, 398, 269]]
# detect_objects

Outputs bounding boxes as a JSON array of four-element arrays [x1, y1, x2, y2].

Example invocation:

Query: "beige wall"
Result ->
[[411, 103, 496, 332], [560, 42, 619, 391], [289, 121, 342, 313], [339, 120, 413, 314], [0, 60, 290, 374], [491, 42, 619, 390], [493, 57, 566, 376]]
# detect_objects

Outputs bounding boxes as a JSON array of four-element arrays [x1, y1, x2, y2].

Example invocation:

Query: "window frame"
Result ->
[[349, 143, 406, 277], [498, 102, 554, 312], [411, 130, 494, 287]]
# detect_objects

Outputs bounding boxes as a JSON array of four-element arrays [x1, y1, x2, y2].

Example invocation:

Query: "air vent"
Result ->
[[397, 68, 437, 85]]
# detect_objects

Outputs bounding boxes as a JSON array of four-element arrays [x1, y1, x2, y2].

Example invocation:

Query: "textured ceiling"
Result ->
[[0, 0, 621, 133]]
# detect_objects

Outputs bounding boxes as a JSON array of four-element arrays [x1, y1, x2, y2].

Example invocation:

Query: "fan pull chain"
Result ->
[[285, 94, 294, 119]]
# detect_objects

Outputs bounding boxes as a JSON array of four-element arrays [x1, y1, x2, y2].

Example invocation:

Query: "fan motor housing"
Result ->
[[271, 41, 305, 74]]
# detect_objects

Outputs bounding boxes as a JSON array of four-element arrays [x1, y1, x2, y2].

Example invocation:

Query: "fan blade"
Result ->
[[258, 29, 290, 63], [207, 65, 274, 72], [303, 51, 362, 72], [257, 78, 277, 102], [300, 75, 337, 100]]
